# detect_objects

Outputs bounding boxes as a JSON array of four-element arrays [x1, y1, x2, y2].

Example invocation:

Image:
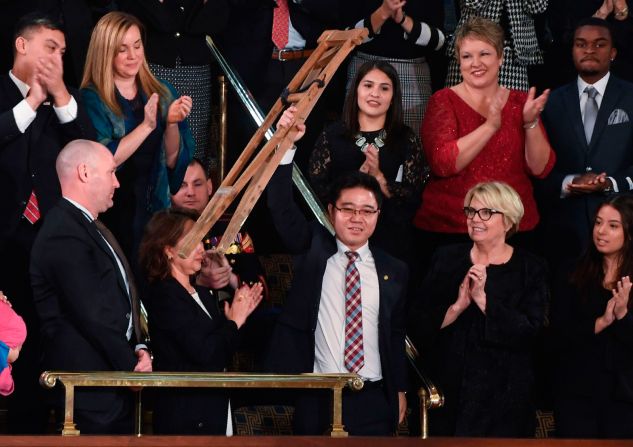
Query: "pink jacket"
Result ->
[[0, 301, 27, 396]]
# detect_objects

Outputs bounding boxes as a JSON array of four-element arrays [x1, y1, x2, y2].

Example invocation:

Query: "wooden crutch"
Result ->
[[178, 28, 368, 258]]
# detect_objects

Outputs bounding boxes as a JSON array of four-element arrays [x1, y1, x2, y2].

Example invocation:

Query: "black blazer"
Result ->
[[0, 74, 95, 248], [551, 263, 633, 403], [215, 0, 340, 93], [265, 163, 408, 430], [119, 0, 230, 67], [407, 243, 547, 436], [30, 199, 139, 412], [538, 75, 633, 257], [146, 277, 239, 434]]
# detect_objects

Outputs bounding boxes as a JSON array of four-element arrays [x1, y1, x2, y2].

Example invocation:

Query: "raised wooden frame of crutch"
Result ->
[[178, 28, 368, 258]]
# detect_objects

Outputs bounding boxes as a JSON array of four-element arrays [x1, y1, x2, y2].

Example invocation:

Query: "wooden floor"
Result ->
[[1, 437, 633, 447]]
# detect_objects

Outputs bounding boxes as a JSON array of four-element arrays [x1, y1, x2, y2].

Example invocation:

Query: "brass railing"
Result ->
[[40, 371, 363, 437], [405, 337, 444, 438]]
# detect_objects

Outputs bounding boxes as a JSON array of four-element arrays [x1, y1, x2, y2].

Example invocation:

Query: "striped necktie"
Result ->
[[23, 190, 40, 224]]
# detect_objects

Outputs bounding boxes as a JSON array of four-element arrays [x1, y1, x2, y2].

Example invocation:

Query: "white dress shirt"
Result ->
[[313, 240, 382, 381]]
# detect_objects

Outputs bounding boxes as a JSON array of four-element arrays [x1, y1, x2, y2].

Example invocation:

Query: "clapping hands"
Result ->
[[379, 0, 406, 21], [452, 264, 488, 314], [486, 87, 510, 131], [522, 87, 550, 127], [359, 145, 381, 177], [612, 275, 631, 320], [26, 54, 70, 109], [224, 282, 264, 329], [597, 276, 630, 333], [167, 95, 193, 124]]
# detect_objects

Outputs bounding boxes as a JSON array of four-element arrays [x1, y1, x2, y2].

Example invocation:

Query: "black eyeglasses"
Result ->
[[463, 206, 503, 221], [334, 205, 380, 217]]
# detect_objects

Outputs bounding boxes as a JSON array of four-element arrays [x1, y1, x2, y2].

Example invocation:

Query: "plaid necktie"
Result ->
[[272, 0, 289, 49], [23, 190, 40, 224], [344, 251, 364, 373], [584, 86, 599, 144]]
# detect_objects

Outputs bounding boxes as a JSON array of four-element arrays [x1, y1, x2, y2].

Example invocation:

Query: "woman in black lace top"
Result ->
[[308, 60, 426, 261]]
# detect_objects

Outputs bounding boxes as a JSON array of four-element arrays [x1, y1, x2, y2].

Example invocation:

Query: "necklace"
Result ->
[[354, 129, 386, 153]]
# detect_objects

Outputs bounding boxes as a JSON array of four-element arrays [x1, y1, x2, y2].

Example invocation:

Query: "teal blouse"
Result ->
[[80, 80, 194, 212]]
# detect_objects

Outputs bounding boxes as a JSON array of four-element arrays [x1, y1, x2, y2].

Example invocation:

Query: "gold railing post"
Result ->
[[330, 385, 346, 437], [135, 389, 143, 436], [418, 387, 429, 439], [62, 383, 80, 436]]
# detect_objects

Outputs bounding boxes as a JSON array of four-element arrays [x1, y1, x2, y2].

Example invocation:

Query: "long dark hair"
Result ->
[[571, 196, 633, 300], [341, 60, 404, 139]]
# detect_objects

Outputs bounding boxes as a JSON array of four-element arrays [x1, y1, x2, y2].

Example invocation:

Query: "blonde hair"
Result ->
[[464, 181, 524, 238], [454, 16, 504, 61], [80, 11, 167, 116]]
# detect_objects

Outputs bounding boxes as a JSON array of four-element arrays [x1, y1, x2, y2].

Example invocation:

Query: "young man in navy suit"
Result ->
[[266, 107, 408, 435], [538, 17, 633, 271]]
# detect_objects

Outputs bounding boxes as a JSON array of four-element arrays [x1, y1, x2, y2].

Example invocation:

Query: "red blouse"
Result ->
[[414, 88, 555, 233]]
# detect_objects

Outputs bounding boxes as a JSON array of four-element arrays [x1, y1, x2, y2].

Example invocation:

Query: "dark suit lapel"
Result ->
[[1, 74, 23, 107], [28, 99, 55, 146], [562, 83, 588, 153], [196, 286, 220, 320], [59, 199, 130, 301], [372, 247, 395, 324], [589, 77, 620, 151]]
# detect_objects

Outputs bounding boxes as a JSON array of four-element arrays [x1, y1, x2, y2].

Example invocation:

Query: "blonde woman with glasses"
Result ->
[[408, 181, 547, 436]]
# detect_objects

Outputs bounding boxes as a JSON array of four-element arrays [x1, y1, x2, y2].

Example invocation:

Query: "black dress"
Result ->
[[308, 121, 425, 262], [408, 243, 547, 437], [146, 278, 238, 434], [550, 266, 633, 438]]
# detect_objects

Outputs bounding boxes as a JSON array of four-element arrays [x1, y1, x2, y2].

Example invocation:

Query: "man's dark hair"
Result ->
[[14, 12, 63, 41], [327, 171, 383, 209], [188, 157, 209, 179], [573, 17, 614, 44]]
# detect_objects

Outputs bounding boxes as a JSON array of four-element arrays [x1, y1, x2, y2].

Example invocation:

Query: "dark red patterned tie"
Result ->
[[23, 190, 40, 224], [344, 251, 364, 373], [272, 0, 289, 49]]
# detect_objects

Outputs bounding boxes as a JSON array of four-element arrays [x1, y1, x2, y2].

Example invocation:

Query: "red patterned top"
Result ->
[[414, 88, 555, 233]]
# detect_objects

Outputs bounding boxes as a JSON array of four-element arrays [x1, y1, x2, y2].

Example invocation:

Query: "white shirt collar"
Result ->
[[335, 239, 371, 262], [63, 197, 95, 221], [9, 70, 30, 99], [577, 72, 610, 99]]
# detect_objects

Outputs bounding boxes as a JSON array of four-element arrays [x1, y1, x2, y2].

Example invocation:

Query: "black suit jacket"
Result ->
[[30, 199, 139, 412], [119, 0, 230, 67], [551, 261, 633, 404], [538, 75, 633, 257], [0, 74, 95, 248], [215, 0, 340, 92], [265, 163, 408, 430], [146, 278, 238, 434]]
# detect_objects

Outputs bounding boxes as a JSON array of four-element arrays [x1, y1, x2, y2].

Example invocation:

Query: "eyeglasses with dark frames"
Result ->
[[334, 205, 380, 217], [463, 206, 503, 221]]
